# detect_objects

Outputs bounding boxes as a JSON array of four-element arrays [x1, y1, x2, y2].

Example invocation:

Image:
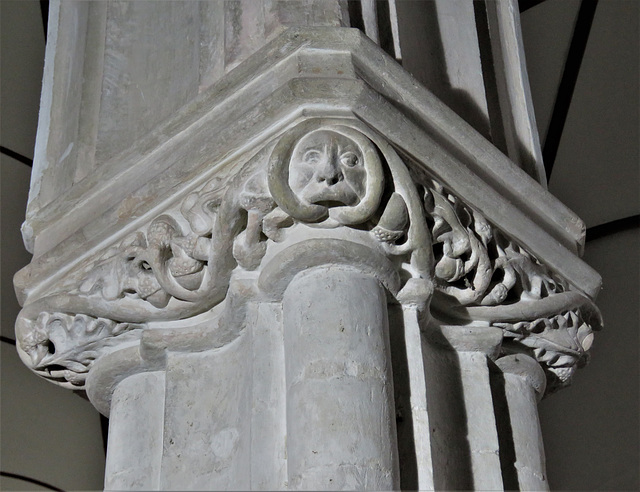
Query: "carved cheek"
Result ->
[[288, 160, 315, 194], [342, 165, 367, 198]]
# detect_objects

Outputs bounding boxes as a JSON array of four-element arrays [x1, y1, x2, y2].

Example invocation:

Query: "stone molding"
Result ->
[[496, 353, 547, 401], [16, 115, 601, 395], [18, 29, 595, 289], [14, 14, 607, 489]]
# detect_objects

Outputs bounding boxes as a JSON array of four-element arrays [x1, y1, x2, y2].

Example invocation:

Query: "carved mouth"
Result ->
[[302, 187, 360, 206], [313, 200, 352, 208]]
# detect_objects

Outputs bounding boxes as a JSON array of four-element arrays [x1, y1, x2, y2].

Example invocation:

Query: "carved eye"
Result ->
[[340, 151, 359, 167], [303, 150, 322, 164]]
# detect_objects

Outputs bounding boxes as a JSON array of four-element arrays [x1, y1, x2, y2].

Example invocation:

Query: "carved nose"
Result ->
[[321, 173, 343, 186], [316, 158, 343, 186]]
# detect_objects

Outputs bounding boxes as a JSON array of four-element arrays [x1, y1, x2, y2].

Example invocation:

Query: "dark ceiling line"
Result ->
[[518, 0, 549, 13], [1, 146, 33, 167], [586, 214, 640, 242], [0, 336, 16, 346], [40, 0, 49, 42], [0, 471, 64, 491], [542, 0, 599, 180]]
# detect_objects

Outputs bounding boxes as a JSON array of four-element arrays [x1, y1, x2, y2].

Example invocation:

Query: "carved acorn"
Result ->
[[372, 192, 408, 243]]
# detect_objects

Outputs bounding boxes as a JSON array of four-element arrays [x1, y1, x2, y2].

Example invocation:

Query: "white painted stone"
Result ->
[[486, 0, 546, 184], [389, 303, 434, 490], [25, 0, 347, 256], [496, 354, 549, 491], [17, 109, 602, 490], [104, 371, 165, 491], [457, 350, 504, 490], [15, 4, 604, 491], [159, 342, 252, 491], [422, 323, 504, 490], [250, 302, 287, 490], [283, 267, 399, 490], [433, 0, 492, 137]]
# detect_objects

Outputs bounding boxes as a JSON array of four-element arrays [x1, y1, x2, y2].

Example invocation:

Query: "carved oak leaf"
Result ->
[[499, 308, 598, 390], [78, 232, 147, 300], [20, 312, 142, 387], [180, 177, 224, 236]]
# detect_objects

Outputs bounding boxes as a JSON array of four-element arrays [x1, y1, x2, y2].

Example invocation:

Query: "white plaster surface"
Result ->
[[13, 8, 640, 492], [496, 355, 548, 491], [389, 304, 434, 490], [160, 338, 252, 490], [105, 371, 165, 491], [250, 302, 287, 490], [283, 267, 399, 490], [457, 350, 504, 491], [10, 4, 610, 491]]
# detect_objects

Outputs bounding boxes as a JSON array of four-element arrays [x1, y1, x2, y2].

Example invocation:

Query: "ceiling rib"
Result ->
[[0, 146, 33, 167], [519, 0, 549, 13], [0, 335, 16, 345], [586, 215, 640, 242], [543, 0, 599, 180], [39, 0, 49, 42], [0, 472, 63, 492]]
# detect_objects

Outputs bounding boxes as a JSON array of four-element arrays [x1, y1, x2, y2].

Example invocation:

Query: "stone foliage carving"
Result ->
[[497, 306, 598, 391], [266, 120, 432, 280], [418, 178, 601, 389], [17, 312, 141, 387], [16, 118, 600, 391], [422, 179, 566, 309]]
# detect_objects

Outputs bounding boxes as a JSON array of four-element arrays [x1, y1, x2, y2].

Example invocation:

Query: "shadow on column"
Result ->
[[423, 326, 475, 490], [388, 305, 419, 490], [489, 364, 520, 490], [389, 306, 476, 490]]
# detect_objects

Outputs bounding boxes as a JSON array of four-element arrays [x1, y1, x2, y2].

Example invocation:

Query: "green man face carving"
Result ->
[[288, 130, 368, 207]]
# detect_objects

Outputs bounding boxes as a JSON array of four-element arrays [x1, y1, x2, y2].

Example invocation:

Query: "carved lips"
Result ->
[[289, 130, 367, 207]]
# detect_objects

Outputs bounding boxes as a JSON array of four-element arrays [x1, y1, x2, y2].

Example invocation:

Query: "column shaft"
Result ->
[[496, 354, 548, 491], [457, 351, 504, 490], [250, 302, 288, 490], [104, 371, 165, 491], [423, 324, 504, 490], [283, 267, 399, 490]]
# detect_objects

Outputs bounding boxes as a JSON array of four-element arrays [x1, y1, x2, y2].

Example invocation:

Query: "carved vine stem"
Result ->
[[15, 119, 601, 391]]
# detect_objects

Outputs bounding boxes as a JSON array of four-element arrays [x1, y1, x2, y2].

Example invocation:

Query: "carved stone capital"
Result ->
[[15, 29, 601, 398]]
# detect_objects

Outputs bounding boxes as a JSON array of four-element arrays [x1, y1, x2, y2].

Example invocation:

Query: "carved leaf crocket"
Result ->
[[15, 118, 601, 393]]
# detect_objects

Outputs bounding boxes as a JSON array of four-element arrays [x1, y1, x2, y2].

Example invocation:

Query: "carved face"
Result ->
[[288, 130, 367, 207]]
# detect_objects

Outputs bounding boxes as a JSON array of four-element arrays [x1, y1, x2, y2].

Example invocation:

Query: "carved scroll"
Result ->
[[15, 118, 601, 392], [266, 120, 433, 281], [418, 178, 601, 389]]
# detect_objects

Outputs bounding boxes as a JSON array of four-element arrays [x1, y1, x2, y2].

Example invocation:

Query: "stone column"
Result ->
[[104, 371, 165, 491], [423, 323, 505, 490], [494, 354, 549, 491], [283, 267, 398, 490], [15, 3, 604, 490], [253, 119, 428, 490], [86, 293, 256, 491]]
